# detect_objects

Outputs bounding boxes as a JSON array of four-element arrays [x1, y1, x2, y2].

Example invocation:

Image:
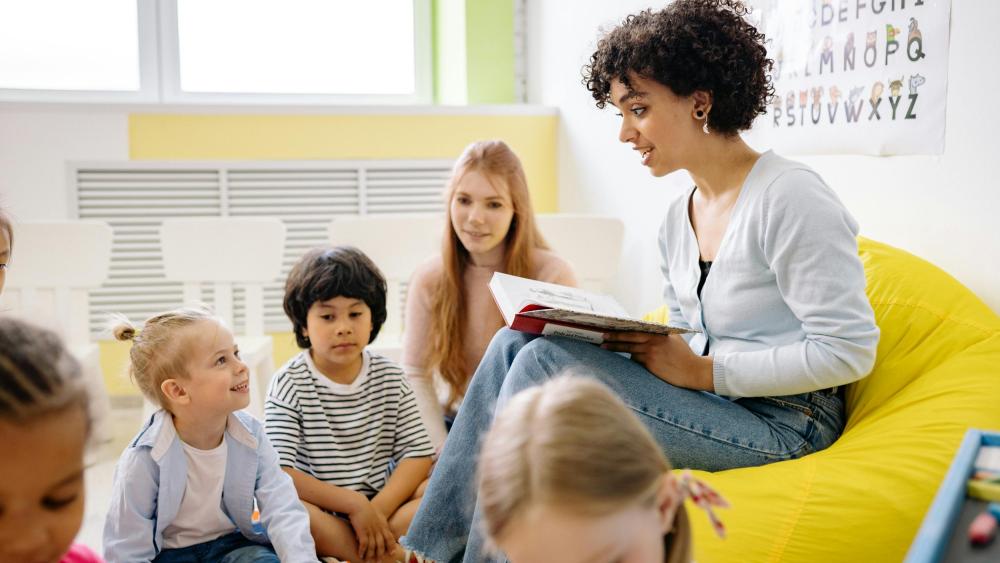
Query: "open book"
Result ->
[[489, 272, 698, 344]]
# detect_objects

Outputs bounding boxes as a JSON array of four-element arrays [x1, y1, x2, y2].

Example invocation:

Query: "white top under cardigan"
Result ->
[[658, 151, 879, 398], [161, 439, 234, 549]]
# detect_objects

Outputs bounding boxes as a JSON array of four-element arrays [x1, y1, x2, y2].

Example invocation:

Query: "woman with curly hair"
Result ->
[[402, 1, 879, 561]]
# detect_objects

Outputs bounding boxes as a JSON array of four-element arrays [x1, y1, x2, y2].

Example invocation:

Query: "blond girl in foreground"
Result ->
[[478, 377, 728, 563]]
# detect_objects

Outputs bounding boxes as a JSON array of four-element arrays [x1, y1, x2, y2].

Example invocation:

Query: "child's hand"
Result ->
[[348, 497, 397, 562]]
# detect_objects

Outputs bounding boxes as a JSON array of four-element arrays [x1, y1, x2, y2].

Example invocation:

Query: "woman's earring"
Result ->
[[696, 109, 710, 134]]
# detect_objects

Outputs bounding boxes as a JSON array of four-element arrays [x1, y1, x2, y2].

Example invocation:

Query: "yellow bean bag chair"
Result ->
[[645, 237, 1000, 562]]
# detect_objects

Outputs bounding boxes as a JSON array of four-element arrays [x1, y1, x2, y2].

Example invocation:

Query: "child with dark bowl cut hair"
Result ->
[[266, 246, 434, 563]]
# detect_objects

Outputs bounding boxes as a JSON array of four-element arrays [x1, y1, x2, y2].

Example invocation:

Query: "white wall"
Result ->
[[527, 0, 1000, 316], [0, 108, 129, 220]]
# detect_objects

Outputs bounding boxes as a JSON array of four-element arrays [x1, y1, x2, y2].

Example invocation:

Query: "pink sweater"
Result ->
[[401, 248, 576, 448], [62, 543, 103, 563]]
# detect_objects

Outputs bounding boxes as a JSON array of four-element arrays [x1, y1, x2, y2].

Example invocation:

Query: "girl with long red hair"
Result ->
[[400, 140, 576, 449]]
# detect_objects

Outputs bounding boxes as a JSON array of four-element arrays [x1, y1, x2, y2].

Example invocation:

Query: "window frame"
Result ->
[[0, 0, 432, 105]]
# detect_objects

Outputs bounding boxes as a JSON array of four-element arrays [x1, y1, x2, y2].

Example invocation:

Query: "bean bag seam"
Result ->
[[869, 299, 999, 337], [766, 457, 817, 562]]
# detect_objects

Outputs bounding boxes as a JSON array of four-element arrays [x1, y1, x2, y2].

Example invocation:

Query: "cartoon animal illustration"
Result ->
[[828, 85, 842, 105], [909, 74, 926, 95], [866, 31, 877, 48], [908, 17, 922, 43], [823, 36, 834, 52], [849, 86, 864, 105], [889, 77, 904, 97], [785, 91, 796, 111], [886, 24, 901, 44], [870, 81, 884, 104], [771, 93, 782, 112], [844, 32, 855, 56], [799, 90, 809, 107], [811, 87, 824, 106]]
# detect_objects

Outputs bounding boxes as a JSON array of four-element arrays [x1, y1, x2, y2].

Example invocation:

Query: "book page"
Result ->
[[522, 308, 698, 336], [490, 272, 628, 317]]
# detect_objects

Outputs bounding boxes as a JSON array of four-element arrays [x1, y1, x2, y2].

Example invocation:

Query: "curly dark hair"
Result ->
[[283, 246, 388, 348], [582, 0, 773, 135]]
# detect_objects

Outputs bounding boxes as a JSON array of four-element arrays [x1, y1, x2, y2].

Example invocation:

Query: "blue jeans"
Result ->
[[152, 531, 278, 563], [401, 329, 845, 563]]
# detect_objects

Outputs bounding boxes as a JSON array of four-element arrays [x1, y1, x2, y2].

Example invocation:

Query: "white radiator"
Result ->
[[71, 160, 451, 336]]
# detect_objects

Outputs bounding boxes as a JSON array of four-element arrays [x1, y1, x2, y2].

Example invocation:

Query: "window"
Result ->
[[0, 0, 158, 102], [0, 0, 430, 104]]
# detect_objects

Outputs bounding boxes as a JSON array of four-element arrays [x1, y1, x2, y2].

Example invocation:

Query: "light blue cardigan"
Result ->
[[103, 410, 317, 562], [659, 151, 880, 398]]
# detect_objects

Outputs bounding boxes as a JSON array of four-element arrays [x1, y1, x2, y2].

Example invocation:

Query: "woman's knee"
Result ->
[[488, 327, 534, 355], [504, 337, 579, 390]]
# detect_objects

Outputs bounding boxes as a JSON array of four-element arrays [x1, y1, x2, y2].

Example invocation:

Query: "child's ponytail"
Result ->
[[111, 314, 138, 342]]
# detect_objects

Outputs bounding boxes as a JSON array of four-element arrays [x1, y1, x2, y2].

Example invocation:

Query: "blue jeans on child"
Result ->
[[152, 531, 278, 563], [400, 329, 846, 563]]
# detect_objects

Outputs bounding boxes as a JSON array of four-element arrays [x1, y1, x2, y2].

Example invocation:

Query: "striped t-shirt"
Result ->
[[264, 349, 434, 497]]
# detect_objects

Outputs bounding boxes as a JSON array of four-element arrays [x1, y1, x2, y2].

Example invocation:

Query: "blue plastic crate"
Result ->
[[906, 429, 1000, 562]]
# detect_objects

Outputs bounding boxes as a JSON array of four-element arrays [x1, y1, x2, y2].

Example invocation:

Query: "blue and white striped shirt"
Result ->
[[265, 350, 434, 497]]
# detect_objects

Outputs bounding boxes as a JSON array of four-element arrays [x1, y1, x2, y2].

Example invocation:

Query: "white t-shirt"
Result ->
[[161, 438, 237, 549]]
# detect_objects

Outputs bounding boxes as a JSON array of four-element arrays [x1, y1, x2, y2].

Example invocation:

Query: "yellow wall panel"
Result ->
[[129, 113, 558, 212]]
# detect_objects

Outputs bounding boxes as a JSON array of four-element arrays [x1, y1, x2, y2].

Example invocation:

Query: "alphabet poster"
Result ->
[[748, 0, 951, 155]]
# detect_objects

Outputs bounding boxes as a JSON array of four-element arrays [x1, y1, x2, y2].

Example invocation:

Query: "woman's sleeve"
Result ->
[[712, 170, 880, 397], [657, 217, 695, 341], [400, 266, 448, 450]]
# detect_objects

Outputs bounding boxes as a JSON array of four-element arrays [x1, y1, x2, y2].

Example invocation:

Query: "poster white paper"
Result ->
[[748, 0, 951, 155]]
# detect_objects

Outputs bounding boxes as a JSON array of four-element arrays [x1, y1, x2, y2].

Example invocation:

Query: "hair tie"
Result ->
[[679, 470, 730, 539]]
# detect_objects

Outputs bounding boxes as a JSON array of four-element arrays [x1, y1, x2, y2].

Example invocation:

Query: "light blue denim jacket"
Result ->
[[103, 410, 317, 562]]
